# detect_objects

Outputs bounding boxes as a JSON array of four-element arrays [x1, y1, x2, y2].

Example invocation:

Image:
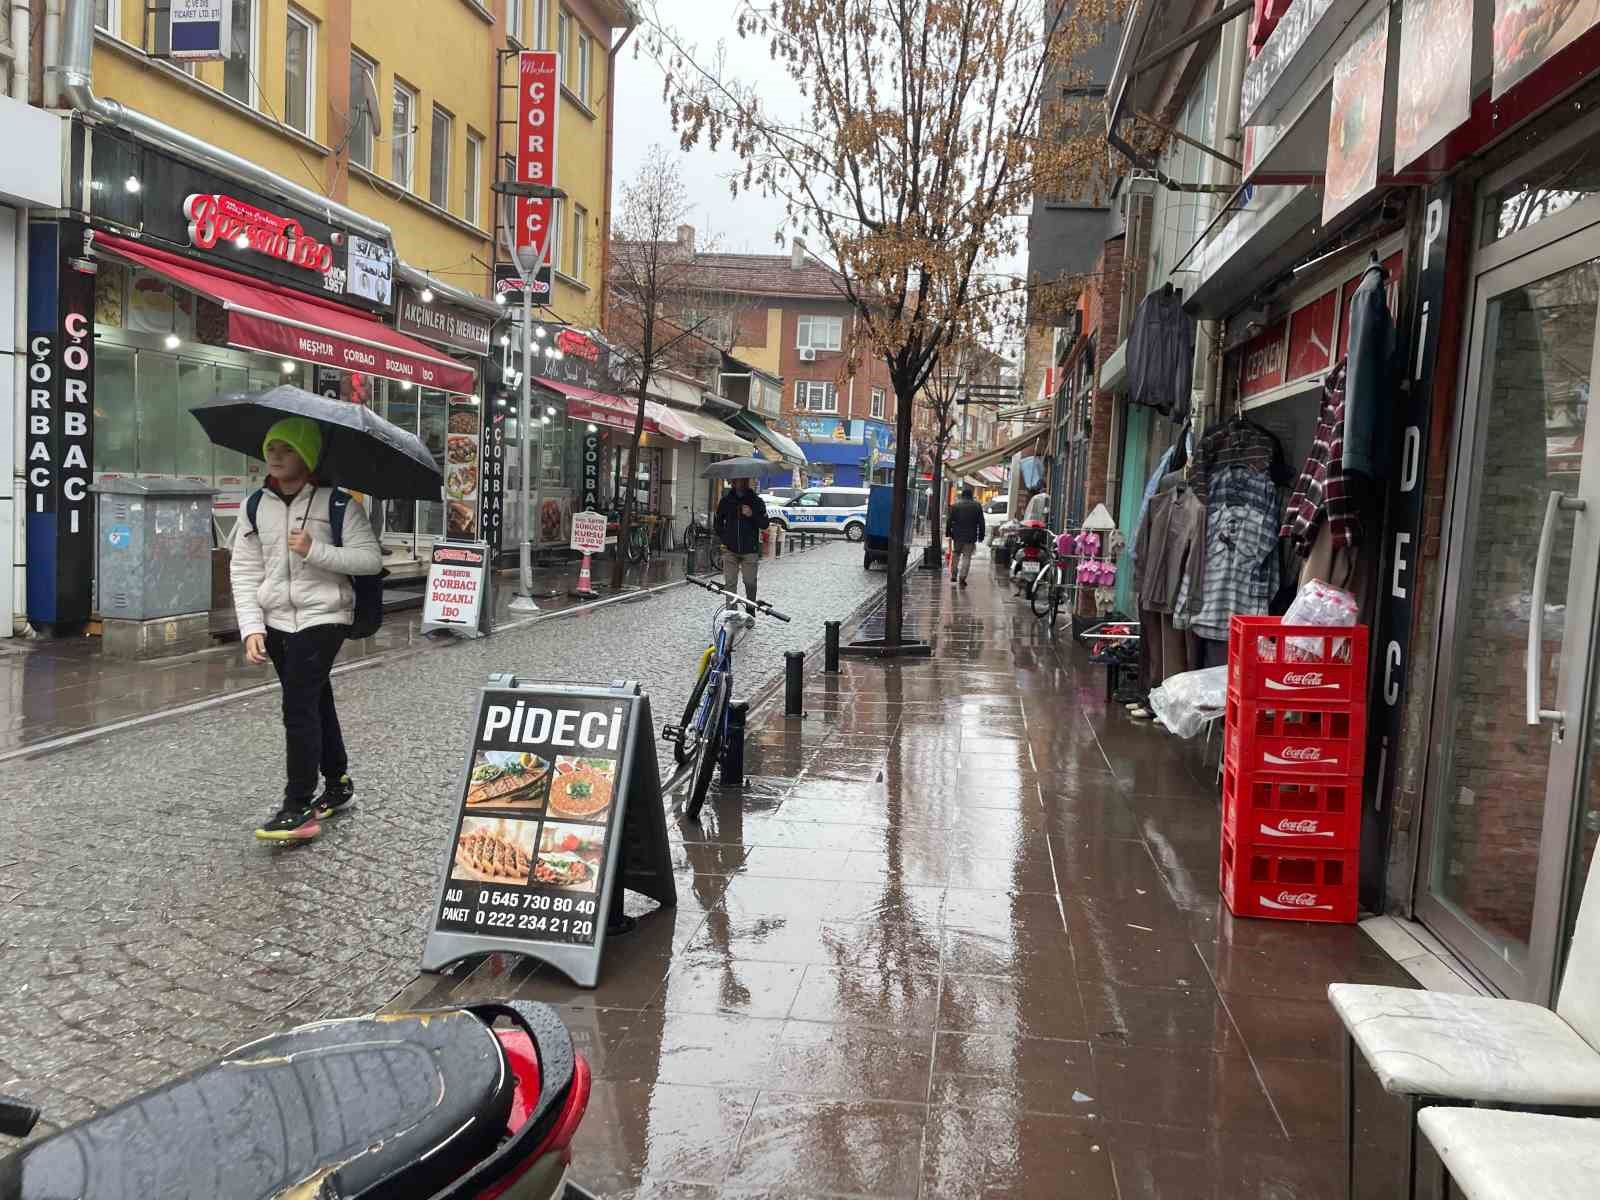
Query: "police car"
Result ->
[[768, 485, 871, 541]]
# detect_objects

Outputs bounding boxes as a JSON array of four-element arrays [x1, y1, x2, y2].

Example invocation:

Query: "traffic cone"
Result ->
[[574, 553, 595, 596]]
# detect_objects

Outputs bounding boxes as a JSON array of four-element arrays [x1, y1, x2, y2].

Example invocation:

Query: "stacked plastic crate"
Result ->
[[1220, 616, 1370, 924]]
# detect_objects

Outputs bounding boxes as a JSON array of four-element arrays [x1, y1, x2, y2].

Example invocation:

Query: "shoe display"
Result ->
[[255, 805, 321, 842], [314, 775, 356, 819]]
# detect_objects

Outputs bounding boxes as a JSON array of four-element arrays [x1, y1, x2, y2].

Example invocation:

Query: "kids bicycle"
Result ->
[[662, 576, 791, 819]]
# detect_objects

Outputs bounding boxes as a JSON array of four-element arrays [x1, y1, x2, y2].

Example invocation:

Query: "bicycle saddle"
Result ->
[[0, 1009, 513, 1200]]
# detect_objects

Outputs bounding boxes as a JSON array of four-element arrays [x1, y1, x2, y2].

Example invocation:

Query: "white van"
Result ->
[[768, 485, 871, 541]]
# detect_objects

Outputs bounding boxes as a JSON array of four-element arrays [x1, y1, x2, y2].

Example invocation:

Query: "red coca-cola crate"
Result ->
[[1227, 617, 1369, 706], [1224, 695, 1367, 779], [1221, 762, 1362, 850], [1220, 830, 1358, 924]]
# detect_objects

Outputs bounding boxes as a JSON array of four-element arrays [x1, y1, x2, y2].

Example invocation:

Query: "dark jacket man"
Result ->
[[715, 482, 769, 555], [946, 493, 986, 545]]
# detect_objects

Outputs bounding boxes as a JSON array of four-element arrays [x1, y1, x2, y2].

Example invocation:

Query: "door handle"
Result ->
[[1528, 490, 1586, 728]]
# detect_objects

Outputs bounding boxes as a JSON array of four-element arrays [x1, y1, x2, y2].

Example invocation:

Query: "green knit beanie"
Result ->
[[262, 417, 322, 472]]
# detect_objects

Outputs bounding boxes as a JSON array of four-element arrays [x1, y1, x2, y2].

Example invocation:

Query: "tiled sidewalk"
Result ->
[[398, 559, 1415, 1198]]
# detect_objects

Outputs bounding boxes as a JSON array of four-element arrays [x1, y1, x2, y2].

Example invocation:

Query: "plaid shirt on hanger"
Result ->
[[1281, 363, 1359, 554]]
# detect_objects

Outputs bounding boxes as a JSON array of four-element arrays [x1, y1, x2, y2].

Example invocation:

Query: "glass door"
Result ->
[[1420, 236, 1600, 1001]]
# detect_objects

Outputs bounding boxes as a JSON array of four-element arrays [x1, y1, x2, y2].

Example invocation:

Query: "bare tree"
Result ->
[[642, 0, 1109, 645]]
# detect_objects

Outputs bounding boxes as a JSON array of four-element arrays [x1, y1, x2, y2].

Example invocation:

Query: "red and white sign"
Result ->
[[515, 51, 560, 265], [557, 328, 599, 361], [1285, 290, 1337, 381], [184, 193, 335, 274], [423, 543, 487, 630], [570, 510, 607, 554], [565, 394, 658, 436], [1239, 318, 1287, 398], [230, 311, 476, 394]]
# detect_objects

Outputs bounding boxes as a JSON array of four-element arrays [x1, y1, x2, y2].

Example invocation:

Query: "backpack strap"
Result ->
[[327, 488, 350, 548], [245, 488, 264, 535]]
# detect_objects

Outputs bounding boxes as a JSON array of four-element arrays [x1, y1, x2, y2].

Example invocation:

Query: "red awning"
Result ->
[[94, 232, 477, 395], [532, 377, 695, 440]]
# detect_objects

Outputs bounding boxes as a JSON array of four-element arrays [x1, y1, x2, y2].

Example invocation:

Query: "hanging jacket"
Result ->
[[230, 483, 382, 639], [1282, 363, 1361, 553], [1343, 265, 1396, 479], [1127, 288, 1197, 419]]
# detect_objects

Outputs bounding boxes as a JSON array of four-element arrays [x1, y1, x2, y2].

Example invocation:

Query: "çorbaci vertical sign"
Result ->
[[24, 221, 95, 629], [423, 680, 676, 987], [514, 51, 560, 275]]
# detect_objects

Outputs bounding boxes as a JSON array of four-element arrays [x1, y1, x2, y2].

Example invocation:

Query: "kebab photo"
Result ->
[[465, 750, 552, 810]]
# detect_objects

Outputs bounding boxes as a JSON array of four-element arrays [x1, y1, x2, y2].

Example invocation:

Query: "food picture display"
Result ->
[[445, 403, 481, 540], [452, 817, 538, 885], [538, 497, 565, 545], [534, 823, 605, 892], [1495, 0, 1600, 97], [548, 757, 616, 823], [1394, 0, 1473, 168], [466, 750, 551, 811], [1324, 14, 1388, 224]]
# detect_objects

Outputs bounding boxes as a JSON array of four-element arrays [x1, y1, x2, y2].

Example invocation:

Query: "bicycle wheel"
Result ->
[[1030, 563, 1060, 618], [1046, 578, 1063, 631], [685, 674, 730, 821], [675, 645, 715, 765], [625, 523, 648, 563]]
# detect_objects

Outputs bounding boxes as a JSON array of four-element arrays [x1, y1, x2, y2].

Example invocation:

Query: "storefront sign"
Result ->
[[346, 235, 393, 306], [421, 680, 676, 987], [169, 0, 229, 59], [479, 404, 507, 552], [1323, 14, 1389, 225], [1286, 289, 1338, 380], [183, 193, 336, 275], [396, 288, 493, 356], [557, 328, 599, 361], [514, 51, 560, 266], [495, 261, 552, 302], [532, 323, 624, 394], [24, 222, 96, 629], [1364, 183, 1448, 910], [1394, 0, 1473, 168], [570, 510, 606, 553], [1240, 318, 1288, 397], [229, 311, 477, 394], [581, 429, 601, 510], [1241, 0, 1337, 124], [422, 542, 488, 634]]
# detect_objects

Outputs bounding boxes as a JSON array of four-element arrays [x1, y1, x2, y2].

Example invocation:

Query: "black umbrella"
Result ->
[[191, 385, 444, 501], [700, 455, 792, 481]]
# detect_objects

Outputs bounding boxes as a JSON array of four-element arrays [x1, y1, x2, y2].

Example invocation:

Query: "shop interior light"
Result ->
[[534, 326, 548, 339], [497, 397, 507, 407], [551, 349, 564, 361], [495, 292, 507, 306], [234, 233, 250, 249], [124, 176, 141, 194], [281, 361, 296, 374], [470, 395, 481, 406], [420, 287, 435, 303], [400, 381, 413, 391], [164, 333, 181, 350], [587, 422, 597, 433], [499, 334, 510, 346], [545, 405, 556, 416]]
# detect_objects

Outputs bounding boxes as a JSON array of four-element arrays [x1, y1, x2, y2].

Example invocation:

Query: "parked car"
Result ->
[[983, 496, 1010, 542], [759, 485, 799, 508], [768, 485, 871, 541]]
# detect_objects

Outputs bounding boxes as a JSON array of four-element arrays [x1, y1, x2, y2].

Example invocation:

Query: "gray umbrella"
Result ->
[[191, 385, 444, 501], [700, 455, 791, 480]]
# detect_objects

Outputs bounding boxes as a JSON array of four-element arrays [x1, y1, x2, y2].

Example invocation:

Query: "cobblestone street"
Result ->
[[0, 539, 888, 1136]]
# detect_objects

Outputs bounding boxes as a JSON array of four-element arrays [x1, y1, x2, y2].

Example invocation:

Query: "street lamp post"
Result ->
[[495, 180, 566, 612]]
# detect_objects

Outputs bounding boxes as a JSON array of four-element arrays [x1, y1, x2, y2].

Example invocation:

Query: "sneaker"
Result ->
[[959, 578, 968, 587], [255, 805, 321, 841], [315, 775, 356, 819]]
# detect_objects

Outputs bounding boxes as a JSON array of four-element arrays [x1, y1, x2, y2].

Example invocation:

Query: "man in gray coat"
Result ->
[[945, 485, 985, 587]]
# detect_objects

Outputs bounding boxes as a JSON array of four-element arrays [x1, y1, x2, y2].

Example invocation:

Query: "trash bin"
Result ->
[[92, 479, 217, 659]]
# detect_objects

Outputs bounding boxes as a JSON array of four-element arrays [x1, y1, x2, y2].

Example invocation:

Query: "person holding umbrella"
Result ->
[[714, 475, 769, 612], [231, 418, 382, 841]]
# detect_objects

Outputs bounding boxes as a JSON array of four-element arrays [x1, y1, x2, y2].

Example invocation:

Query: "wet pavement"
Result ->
[[0, 536, 875, 1139], [0, 535, 816, 756], [396, 557, 1418, 1199]]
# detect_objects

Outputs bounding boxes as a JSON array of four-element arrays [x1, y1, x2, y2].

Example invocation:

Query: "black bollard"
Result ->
[[775, 528, 783, 557], [784, 650, 805, 716], [824, 620, 841, 673], [721, 700, 748, 786]]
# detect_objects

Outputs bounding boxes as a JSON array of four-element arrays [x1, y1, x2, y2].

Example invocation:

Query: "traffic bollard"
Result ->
[[824, 620, 841, 673], [720, 700, 748, 786], [785, 651, 805, 716], [775, 528, 783, 557]]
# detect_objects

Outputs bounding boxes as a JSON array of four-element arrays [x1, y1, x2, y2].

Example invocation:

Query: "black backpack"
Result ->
[[246, 486, 386, 639]]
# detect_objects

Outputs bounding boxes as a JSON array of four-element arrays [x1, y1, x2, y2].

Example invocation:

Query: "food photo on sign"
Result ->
[[452, 816, 539, 885], [1494, 0, 1600, 96], [1323, 13, 1388, 224], [548, 756, 616, 823], [535, 823, 605, 892], [1395, 0, 1473, 168], [465, 750, 552, 811]]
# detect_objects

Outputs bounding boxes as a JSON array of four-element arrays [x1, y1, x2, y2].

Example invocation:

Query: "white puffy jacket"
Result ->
[[230, 484, 383, 639]]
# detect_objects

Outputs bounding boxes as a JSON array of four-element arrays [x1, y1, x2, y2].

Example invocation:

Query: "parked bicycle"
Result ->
[[1030, 531, 1075, 630], [662, 576, 791, 819]]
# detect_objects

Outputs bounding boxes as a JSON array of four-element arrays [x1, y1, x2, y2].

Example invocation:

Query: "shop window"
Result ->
[[95, 345, 138, 477], [1483, 140, 1600, 246], [465, 130, 485, 226], [223, 0, 257, 107], [349, 52, 377, 170], [382, 384, 420, 535], [214, 366, 250, 487], [392, 80, 417, 190], [136, 353, 181, 476], [175, 361, 218, 479], [284, 9, 315, 136], [430, 105, 453, 209], [571, 203, 587, 281], [797, 314, 843, 351], [419, 389, 448, 536], [870, 387, 885, 419]]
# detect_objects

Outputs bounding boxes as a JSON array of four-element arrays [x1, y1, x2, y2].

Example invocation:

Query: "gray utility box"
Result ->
[[93, 480, 217, 659]]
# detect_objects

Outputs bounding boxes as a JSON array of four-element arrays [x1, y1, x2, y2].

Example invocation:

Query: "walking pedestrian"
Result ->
[[946, 484, 985, 587], [231, 418, 382, 842], [714, 476, 769, 615]]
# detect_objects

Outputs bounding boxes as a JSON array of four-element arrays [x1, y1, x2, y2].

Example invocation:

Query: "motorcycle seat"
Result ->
[[1, 1009, 514, 1200]]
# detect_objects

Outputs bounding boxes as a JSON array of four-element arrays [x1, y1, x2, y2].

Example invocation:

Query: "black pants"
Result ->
[[265, 624, 349, 806]]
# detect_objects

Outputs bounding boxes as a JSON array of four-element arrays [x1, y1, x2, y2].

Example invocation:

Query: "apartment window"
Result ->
[[577, 32, 591, 102], [429, 106, 453, 208], [94, 0, 116, 35], [534, 0, 550, 47], [870, 387, 885, 419], [796, 381, 838, 413], [223, 0, 257, 106], [507, 0, 524, 43], [571, 204, 587, 280], [796, 314, 843, 351], [348, 52, 377, 169], [392, 81, 417, 189], [465, 130, 485, 226], [284, 9, 315, 135], [558, 9, 571, 83], [548, 198, 565, 272]]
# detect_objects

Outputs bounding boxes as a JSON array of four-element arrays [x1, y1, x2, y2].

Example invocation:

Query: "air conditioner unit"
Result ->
[[798, 347, 816, 361]]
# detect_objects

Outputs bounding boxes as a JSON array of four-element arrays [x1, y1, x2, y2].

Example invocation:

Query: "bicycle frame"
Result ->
[[689, 611, 745, 742]]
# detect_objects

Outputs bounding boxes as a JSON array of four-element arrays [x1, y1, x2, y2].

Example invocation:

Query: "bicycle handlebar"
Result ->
[[685, 575, 792, 622]]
